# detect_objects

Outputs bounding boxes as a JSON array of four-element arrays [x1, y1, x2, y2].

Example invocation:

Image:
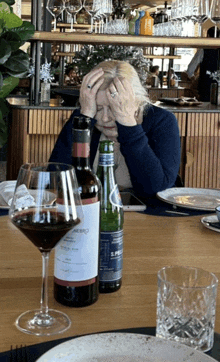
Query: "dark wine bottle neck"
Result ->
[[73, 157, 90, 169], [72, 128, 91, 169]]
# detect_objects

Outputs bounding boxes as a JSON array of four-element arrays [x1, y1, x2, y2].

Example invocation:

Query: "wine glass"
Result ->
[[65, 0, 83, 31], [9, 162, 83, 336], [210, 0, 220, 36], [46, 0, 65, 31], [83, 0, 100, 32], [192, 0, 209, 36]]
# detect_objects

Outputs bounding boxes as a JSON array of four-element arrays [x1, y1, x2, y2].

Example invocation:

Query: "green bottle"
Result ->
[[128, 10, 139, 35], [97, 140, 124, 293]]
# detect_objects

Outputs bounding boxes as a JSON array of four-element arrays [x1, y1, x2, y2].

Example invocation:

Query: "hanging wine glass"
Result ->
[[192, 0, 209, 36], [65, 0, 83, 31], [103, 0, 113, 24], [46, 0, 65, 31], [9, 162, 83, 336], [210, 0, 220, 36], [83, 0, 101, 32]]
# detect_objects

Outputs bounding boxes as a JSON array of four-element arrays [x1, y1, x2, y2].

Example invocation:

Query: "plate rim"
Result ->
[[157, 187, 220, 211], [201, 214, 220, 233], [36, 332, 217, 362]]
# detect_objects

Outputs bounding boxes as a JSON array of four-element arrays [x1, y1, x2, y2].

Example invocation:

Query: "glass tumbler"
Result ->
[[156, 266, 218, 352]]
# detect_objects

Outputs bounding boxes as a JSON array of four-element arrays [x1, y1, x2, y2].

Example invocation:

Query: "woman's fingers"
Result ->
[[82, 68, 104, 89], [106, 76, 137, 127], [79, 68, 104, 118]]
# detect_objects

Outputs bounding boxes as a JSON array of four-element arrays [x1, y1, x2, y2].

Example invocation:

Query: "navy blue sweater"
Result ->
[[49, 105, 181, 198]]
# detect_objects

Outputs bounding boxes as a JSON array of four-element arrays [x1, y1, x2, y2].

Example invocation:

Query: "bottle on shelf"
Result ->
[[96, 140, 124, 293], [54, 115, 101, 307], [128, 9, 140, 35], [140, 10, 154, 35], [135, 10, 145, 35]]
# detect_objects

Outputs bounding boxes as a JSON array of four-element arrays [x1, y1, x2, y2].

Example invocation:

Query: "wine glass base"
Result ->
[[15, 309, 71, 336]]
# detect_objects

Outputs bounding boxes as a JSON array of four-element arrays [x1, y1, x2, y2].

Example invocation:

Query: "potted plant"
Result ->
[[0, 0, 34, 148]]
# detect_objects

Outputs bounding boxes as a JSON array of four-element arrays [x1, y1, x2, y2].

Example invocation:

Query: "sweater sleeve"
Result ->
[[117, 106, 181, 197]]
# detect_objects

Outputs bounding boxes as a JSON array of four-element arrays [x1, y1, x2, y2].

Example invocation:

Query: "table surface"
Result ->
[[1, 212, 220, 354]]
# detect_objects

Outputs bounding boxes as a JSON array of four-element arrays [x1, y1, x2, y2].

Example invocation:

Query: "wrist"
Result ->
[[80, 109, 95, 118], [118, 117, 137, 126]]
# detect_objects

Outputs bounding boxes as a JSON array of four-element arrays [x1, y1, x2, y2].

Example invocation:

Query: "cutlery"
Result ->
[[165, 209, 190, 216], [10, 345, 29, 362]]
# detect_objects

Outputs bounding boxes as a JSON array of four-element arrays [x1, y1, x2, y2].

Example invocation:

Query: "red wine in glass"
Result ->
[[9, 162, 83, 336], [12, 209, 80, 252]]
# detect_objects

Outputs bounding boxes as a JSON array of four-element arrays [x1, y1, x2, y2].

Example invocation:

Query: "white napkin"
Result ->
[[0, 181, 16, 206], [14, 184, 36, 209], [0, 181, 36, 208]]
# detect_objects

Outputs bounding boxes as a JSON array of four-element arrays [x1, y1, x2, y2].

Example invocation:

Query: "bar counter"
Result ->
[[7, 98, 220, 190]]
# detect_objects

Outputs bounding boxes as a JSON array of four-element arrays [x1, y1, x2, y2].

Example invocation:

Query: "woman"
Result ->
[[49, 60, 181, 199]]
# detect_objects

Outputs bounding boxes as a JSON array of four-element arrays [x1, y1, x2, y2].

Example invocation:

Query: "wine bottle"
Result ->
[[96, 140, 124, 293], [54, 115, 101, 307]]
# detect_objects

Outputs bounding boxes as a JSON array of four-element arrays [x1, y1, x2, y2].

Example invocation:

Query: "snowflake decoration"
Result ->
[[29, 60, 54, 83]]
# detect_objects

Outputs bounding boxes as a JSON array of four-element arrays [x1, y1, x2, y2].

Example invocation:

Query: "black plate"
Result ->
[[53, 88, 80, 106]]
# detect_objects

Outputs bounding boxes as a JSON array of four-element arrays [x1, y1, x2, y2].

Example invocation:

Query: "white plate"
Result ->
[[157, 187, 220, 211], [201, 214, 220, 233], [36, 332, 217, 362]]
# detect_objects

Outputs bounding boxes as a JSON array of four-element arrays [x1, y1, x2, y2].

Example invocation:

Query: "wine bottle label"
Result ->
[[99, 230, 123, 282], [98, 153, 114, 167], [109, 184, 123, 208], [54, 201, 100, 286]]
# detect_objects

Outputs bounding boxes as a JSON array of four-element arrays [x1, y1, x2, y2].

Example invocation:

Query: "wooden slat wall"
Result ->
[[7, 109, 73, 179], [185, 112, 220, 188], [27, 109, 72, 165], [7, 109, 29, 180]]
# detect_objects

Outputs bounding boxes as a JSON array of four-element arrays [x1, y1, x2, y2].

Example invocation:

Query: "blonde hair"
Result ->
[[94, 60, 150, 113]]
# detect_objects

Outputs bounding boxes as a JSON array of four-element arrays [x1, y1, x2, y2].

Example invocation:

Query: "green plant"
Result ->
[[65, 45, 151, 86], [0, 0, 35, 147]]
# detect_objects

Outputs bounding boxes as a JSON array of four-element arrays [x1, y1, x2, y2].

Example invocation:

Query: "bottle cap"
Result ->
[[73, 115, 91, 130]]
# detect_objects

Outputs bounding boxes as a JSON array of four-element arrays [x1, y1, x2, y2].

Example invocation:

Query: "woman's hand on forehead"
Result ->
[[106, 77, 138, 127], [79, 68, 104, 118]]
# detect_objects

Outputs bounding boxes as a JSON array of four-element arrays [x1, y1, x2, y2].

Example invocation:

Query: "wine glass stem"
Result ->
[[40, 251, 50, 315], [90, 16, 94, 32]]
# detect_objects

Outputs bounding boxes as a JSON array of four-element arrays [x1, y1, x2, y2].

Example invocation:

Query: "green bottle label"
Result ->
[[98, 153, 114, 167], [99, 230, 123, 282]]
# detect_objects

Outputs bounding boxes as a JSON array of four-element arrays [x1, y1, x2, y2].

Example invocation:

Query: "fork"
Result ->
[[10, 345, 29, 362]]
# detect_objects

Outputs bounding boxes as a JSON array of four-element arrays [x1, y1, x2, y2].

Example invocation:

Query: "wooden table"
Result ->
[[1, 212, 220, 354]]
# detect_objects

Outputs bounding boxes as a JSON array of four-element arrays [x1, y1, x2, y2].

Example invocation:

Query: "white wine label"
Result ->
[[98, 153, 114, 166], [54, 202, 100, 284], [99, 230, 123, 282]]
